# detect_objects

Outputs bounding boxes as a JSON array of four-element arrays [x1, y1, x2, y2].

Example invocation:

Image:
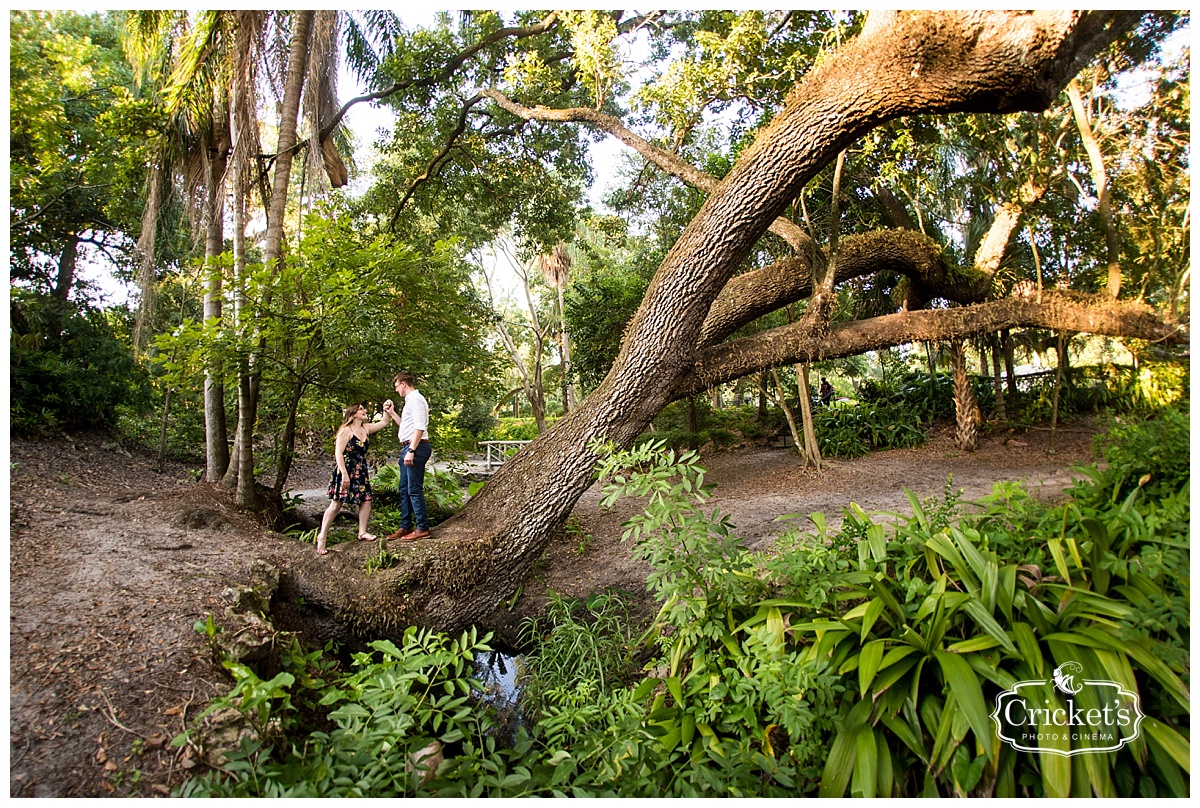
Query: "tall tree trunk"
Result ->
[[282, 11, 1141, 635], [1067, 79, 1121, 299], [990, 333, 1007, 422], [796, 363, 822, 469], [203, 109, 231, 483], [757, 372, 768, 421], [223, 159, 247, 490], [1048, 331, 1066, 454], [52, 233, 78, 300], [1002, 329, 1018, 398], [133, 165, 165, 351], [236, 10, 313, 509], [529, 365, 547, 433], [769, 369, 802, 456], [950, 338, 978, 451], [557, 283, 574, 413], [273, 382, 304, 498]]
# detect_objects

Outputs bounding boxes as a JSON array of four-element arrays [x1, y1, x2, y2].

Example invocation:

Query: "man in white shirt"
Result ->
[[383, 371, 432, 540]]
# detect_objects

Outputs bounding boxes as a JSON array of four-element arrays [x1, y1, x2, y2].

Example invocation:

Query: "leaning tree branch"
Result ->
[[698, 228, 995, 347], [971, 177, 1049, 277], [480, 89, 813, 251], [681, 290, 1186, 397], [319, 12, 561, 142], [388, 93, 487, 230]]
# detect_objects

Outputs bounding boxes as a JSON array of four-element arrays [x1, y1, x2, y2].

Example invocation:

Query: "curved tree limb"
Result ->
[[387, 93, 487, 230], [699, 229, 998, 347], [480, 89, 813, 251], [683, 290, 1185, 397], [319, 12, 561, 142], [971, 177, 1049, 277]]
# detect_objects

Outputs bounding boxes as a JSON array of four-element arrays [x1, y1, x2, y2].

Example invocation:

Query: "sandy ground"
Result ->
[[8, 417, 1100, 796]]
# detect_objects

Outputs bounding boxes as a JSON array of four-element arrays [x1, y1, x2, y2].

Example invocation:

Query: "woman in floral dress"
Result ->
[[316, 403, 391, 555]]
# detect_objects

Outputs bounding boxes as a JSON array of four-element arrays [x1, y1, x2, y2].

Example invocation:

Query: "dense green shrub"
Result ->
[[456, 397, 498, 438], [10, 290, 151, 432], [178, 413, 1188, 798], [483, 417, 542, 441], [1086, 405, 1190, 502], [519, 591, 632, 713]]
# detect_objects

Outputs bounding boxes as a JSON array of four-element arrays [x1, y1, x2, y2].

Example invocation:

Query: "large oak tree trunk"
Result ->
[[287, 11, 1151, 635]]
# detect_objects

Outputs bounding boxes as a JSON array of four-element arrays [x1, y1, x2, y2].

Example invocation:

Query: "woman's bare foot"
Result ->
[[317, 537, 328, 555], [358, 532, 377, 541]]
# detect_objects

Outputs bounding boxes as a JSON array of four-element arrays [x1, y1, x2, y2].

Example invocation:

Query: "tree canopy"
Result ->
[[9, 9, 1188, 631]]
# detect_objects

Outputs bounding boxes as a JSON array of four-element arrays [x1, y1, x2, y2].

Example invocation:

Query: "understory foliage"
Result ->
[[177, 406, 1188, 797], [10, 290, 150, 432], [638, 363, 1183, 460]]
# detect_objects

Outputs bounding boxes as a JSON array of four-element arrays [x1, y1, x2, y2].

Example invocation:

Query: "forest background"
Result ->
[[7, 8, 1191, 799]]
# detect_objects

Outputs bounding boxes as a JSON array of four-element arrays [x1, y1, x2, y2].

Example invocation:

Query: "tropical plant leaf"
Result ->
[[858, 639, 885, 697], [933, 651, 995, 762], [1143, 717, 1190, 773]]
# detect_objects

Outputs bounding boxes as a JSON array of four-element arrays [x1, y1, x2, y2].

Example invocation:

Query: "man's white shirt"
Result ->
[[396, 389, 429, 445]]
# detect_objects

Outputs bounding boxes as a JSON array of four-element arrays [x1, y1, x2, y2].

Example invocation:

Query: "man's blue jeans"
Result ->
[[399, 441, 432, 530]]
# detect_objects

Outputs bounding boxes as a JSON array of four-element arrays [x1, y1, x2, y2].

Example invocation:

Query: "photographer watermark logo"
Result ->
[[991, 661, 1144, 756]]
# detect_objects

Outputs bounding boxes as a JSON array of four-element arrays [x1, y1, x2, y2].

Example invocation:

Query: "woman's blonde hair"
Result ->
[[337, 403, 364, 434]]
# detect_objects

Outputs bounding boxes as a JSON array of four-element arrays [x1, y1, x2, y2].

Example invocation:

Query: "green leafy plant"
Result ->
[[565, 516, 592, 555], [519, 591, 631, 713], [176, 628, 496, 797], [10, 291, 151, 433], [177, 411, 1188, 799], [364, 542, 398, 574], [372, 464, 465, 522]]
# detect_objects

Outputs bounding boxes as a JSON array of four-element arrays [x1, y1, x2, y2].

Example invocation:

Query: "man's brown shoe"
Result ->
[[402, 529, 431, 541], [387, 527, 412, 540]]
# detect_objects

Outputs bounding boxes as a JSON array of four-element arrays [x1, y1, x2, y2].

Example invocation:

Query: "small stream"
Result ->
[[471, 648, 529, 743]]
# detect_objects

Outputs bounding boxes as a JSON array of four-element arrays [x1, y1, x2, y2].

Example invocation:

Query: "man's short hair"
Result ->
[[393, 371, 416, 387]]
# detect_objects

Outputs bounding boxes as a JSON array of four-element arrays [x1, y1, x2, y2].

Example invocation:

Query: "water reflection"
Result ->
[[472, 649, 527, 744]]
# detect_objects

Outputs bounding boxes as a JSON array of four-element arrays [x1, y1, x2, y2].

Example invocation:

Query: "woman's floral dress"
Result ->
[[327, 432, 372, 505]]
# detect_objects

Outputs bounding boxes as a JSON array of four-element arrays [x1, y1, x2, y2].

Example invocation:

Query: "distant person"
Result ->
[[385, 371, 433, 541], [315, 403, 391, 555], [820, 378, 834, 407]]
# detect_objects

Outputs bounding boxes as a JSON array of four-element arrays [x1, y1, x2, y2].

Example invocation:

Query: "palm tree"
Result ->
[[949, 337, 979, 451], [537, 243, 575, 414], [125, 10, 251, 480], [127, 10, 383, 499]]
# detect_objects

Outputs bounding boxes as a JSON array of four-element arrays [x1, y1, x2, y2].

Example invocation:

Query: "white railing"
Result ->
[[477, 440, 533, 471]]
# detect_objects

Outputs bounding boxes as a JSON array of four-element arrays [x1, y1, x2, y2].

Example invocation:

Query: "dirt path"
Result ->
[[518, 418, 1101, 628], [8, 418, 1101, 796]]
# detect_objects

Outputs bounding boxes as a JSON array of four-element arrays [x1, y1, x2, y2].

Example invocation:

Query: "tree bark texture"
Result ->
[[292, 11, 1150, 635], [1002, 329, 1018, 398], [681, 291, 1179, 396], [950, 338, 979, 451], [796, 363, 822, 470], [1067, 79, 1122, 298], [203, 110, 231, 483], [53, 233, 78, 300], [990, 333, 1007, 422]]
